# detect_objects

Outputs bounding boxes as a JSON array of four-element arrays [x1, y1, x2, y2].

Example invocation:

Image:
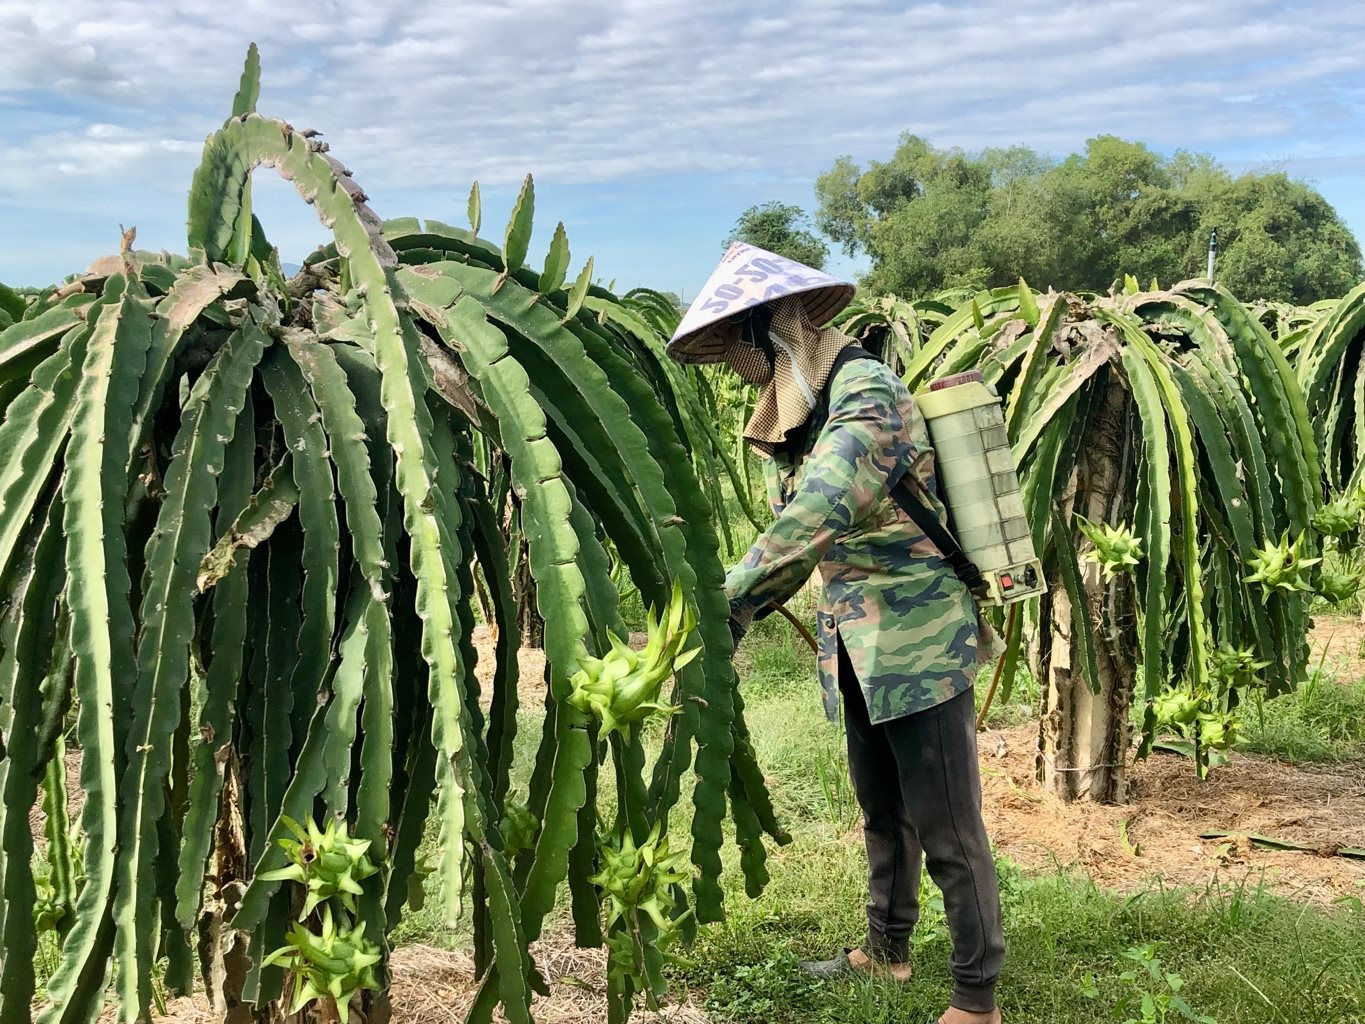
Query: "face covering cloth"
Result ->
[[732, 297, 856, 456]]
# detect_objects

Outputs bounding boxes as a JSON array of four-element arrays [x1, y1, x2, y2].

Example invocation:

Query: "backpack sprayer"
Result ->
[[765, 362, 1045, 669], [915, 371, 1045, 606]]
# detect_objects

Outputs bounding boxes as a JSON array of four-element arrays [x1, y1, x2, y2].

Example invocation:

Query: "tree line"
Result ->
[[725, 134, 1362, 304]]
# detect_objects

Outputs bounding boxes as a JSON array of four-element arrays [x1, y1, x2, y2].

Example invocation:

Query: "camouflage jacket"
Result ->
[[725, 356, 991, 724]]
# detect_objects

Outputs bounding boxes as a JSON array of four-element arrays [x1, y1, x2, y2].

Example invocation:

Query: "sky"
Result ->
[[1, 0, 1363, 296]]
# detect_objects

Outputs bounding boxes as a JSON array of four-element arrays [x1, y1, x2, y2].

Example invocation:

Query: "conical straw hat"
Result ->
[[667, 243, 855, 363]]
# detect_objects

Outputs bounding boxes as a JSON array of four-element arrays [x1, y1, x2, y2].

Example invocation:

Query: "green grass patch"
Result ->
[[685, 848, 1365, 1023], [1238, 668, 1365, 762]]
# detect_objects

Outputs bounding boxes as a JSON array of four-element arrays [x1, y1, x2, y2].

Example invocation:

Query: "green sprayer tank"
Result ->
[[916, 371, 1045, 606]]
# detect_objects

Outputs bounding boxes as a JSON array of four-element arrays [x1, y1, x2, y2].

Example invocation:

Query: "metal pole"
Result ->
[[1207, 227, 1218, 282]]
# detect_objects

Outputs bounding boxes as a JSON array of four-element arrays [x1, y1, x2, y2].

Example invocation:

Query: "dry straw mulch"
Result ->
[[385, 941, 708, 1024], [106, 936, 709, 1023]]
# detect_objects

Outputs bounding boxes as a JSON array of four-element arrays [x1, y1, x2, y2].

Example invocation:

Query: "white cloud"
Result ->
[[0, 121, 200, 194], [0, 0, 1361, 282], [2, 0, 1362, 183]]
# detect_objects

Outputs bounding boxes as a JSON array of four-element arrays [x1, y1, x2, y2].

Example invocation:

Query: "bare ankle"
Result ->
[[939, 1006, 1001, 1024]]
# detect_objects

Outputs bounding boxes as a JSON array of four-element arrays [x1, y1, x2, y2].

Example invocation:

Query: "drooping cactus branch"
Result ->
[[0, 46, 782, 1024]]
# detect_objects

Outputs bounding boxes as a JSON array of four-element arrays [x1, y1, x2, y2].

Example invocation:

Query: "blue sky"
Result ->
[[1, 0, 1363, 296]]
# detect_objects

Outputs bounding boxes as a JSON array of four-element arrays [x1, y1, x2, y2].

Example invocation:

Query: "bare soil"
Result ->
[[977, 723, 1364, 903], [108, 939, 710, 1024], [977, 610, 1365, 903], [1309, 608, 1365, 681]]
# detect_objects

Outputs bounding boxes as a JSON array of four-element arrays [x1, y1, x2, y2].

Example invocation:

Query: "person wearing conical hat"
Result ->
[[670, 243, 1006, 1024]]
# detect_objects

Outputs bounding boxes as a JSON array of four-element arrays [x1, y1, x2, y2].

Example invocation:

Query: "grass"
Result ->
[[392, 615, 1365, 1022], [1238, 665, 1365, 762], [686, 850, 1365, 1023], [678, 625, 1365, 1023]]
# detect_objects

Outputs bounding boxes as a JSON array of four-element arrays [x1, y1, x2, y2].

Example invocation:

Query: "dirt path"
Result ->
[[976, 722, 1365, 902]]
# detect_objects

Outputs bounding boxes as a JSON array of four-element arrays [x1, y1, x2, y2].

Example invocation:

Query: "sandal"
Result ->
[[799, 947, 912, 983]]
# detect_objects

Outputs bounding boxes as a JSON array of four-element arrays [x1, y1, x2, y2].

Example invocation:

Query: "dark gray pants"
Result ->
[[839, 638, 1004, 1013]]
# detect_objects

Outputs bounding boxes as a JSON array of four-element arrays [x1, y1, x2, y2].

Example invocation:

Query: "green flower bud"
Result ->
[[260, 816, 380, 916], [1317, 567, 1363, 606], [1245, 532, 1320, 600], [1076, 516, 1143, 581], [1197, 712, 1235, 750], [1208, 643, 1269, 693], [1313, 490, 1364, 537], [262, 906, 382, 1024], [1153, 689, 1201, 727], [498, 794, 539, 857], [568, 580, 698, 738]]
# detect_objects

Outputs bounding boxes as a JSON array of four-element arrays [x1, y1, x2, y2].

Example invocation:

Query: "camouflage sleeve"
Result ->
[[761, 453, 788, 516], [725, 361, 916, 622]]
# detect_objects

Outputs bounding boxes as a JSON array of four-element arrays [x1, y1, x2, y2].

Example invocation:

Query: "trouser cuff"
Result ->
[[864, 930, 909, 963], [951, 980, 998, 1014]]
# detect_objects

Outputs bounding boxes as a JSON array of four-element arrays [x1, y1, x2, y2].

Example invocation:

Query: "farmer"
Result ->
[[667, 243, 1006, 1024]]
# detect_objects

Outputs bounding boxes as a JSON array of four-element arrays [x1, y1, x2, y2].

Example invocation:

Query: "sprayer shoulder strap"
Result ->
[[822, 346, 984, 594], [886, 475, 985, 594]]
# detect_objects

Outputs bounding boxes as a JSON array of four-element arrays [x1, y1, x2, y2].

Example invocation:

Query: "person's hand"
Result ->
[[727, 616, 748, 649]]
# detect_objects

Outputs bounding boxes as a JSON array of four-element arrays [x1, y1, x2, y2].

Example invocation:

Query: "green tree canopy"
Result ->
[[815, 134, 1363, 303], [724, 200, 830, 270]]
